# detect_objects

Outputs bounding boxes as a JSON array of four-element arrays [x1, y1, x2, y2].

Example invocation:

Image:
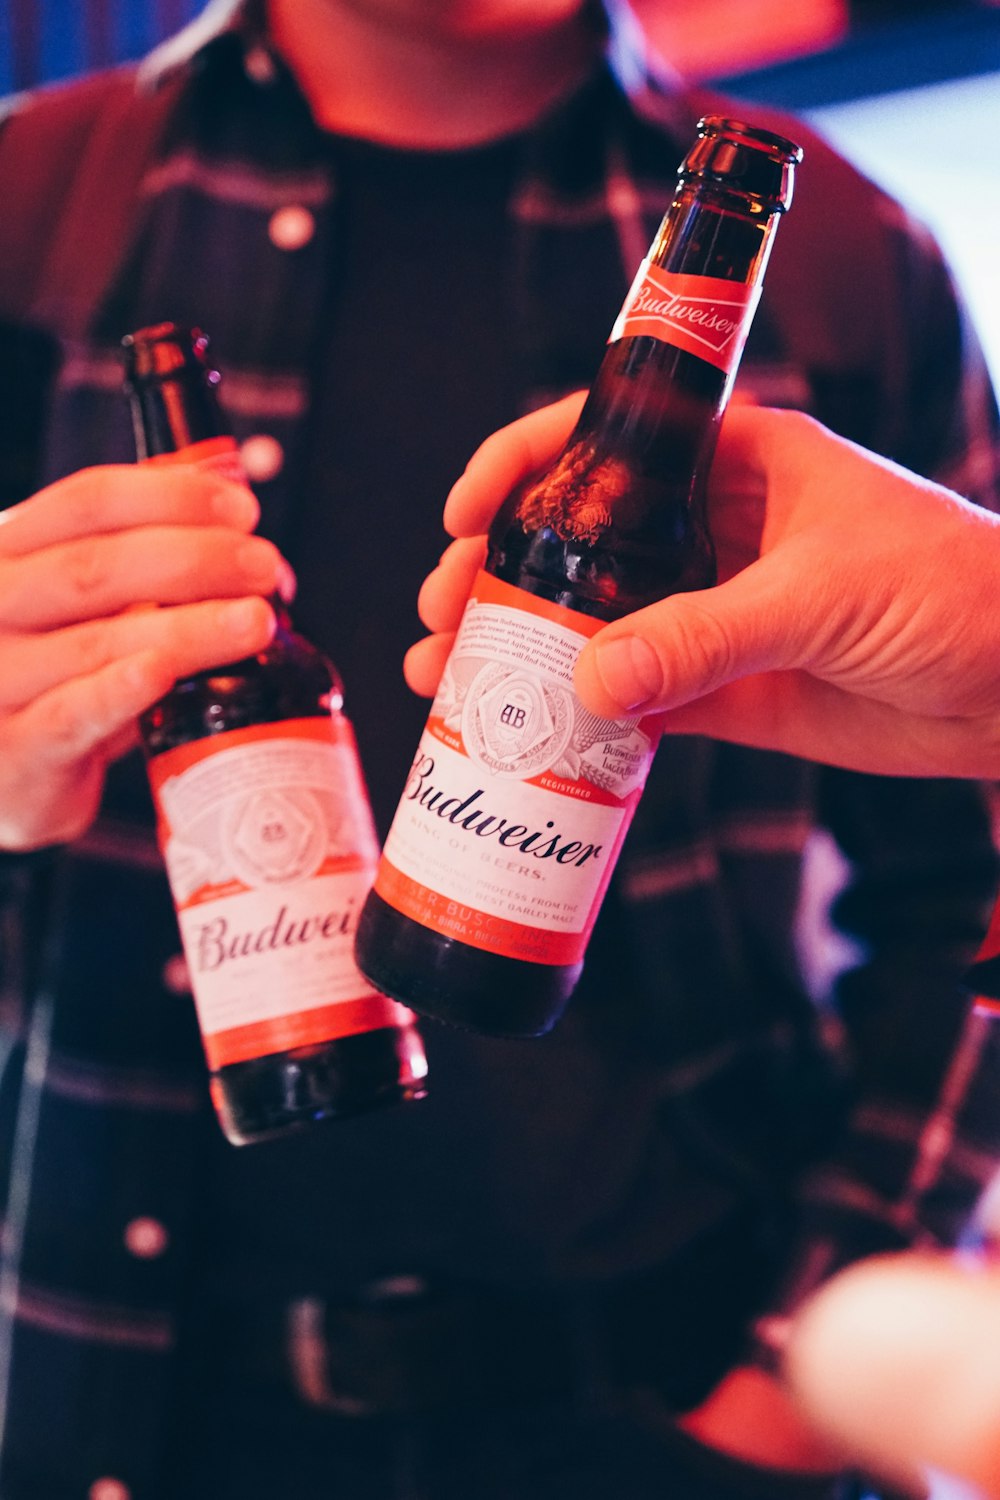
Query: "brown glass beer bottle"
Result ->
[[356, 117, 802, 1037], [122, 323, 427, 1143]]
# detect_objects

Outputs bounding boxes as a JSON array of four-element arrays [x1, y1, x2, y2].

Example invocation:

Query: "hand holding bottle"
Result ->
[[360, 116, 801, 1036], [0, 462, 283, 851], [122, 323, 426, 1144], [411, 400, 1000, 780]]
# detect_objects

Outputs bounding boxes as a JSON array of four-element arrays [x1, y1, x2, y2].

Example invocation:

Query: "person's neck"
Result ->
[[265, 0, 603, 149]]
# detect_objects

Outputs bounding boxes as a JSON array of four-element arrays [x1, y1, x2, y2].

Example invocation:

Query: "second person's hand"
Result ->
[[409, 398, 1000, 779], [0, 462, 288, 851]]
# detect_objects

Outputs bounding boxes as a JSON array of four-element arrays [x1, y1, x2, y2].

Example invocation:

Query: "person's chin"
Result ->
[[384, 0, 589, 42]]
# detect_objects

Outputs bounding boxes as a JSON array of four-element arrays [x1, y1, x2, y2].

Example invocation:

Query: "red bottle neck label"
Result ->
[[609, 262, 761, 373]]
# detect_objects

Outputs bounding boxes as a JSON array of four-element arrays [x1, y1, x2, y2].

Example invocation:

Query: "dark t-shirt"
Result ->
[[201, 130, 567, 1296], [281, 131, 522, 837], [73, 87, 661, 1308]]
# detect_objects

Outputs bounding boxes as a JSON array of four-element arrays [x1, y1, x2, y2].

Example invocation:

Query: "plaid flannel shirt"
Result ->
[[1, 2, 1000, 1495]]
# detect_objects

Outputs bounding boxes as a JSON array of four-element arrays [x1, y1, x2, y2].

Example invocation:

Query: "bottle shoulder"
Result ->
[[141, 622, 345, 755]]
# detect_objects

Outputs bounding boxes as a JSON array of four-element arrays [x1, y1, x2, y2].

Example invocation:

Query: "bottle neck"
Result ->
[[649, 182, 779, 284], [126, 364, 292, 627], [127, 372, 227, 460], [575, 184, 784, 459]]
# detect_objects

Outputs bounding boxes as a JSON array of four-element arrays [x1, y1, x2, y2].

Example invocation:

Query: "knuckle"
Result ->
[[669, 600, 737, 693], [63, 536, 111, 603], [762, 406, 812, 440], [476, 426, 510, 463], [40, 692, 89, 755], [60, 467, 109, 534], [70, 619, 115, 678]]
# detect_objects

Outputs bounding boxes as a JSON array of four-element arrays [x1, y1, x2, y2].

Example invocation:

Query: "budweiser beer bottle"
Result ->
[[122, 323, 427, 1143], [356, 117, 801, 1037]]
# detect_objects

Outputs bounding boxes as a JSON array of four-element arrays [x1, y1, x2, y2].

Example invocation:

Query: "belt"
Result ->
[[187, 1220, 776, 1419], [197, 1276, 602, 1418]]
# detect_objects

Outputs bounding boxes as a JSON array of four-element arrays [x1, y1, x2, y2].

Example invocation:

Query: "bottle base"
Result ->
[[210, 1025, 428, 1146], [355, 891, 580, 1038]]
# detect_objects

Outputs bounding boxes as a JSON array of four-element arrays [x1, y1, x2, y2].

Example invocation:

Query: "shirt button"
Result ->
[[89, 1479, 131, 1500], [244, 44, 278, 84], [268, 205, 315, 251], [240, 434, 285, 483], [124, 1217, 170, 1260], [365, 1274, 429, 1301], [161, 953, 190, 995]]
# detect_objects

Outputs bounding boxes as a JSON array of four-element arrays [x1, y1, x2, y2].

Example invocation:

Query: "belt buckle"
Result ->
[[286, 1296, 374, 1416], [286, 1277, 433, 1417]]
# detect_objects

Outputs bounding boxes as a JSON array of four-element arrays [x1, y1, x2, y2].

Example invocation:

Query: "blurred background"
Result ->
[[2, 0, 998, 380]]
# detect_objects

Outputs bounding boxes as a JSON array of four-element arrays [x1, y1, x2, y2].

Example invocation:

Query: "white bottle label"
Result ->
[[375, 573, 658, 965], [148, 718, 412, 1068]]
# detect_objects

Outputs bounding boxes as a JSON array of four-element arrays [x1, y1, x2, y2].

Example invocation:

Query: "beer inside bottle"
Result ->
[[356, 117, 802, 1037], [122, 324, 428, 1142]]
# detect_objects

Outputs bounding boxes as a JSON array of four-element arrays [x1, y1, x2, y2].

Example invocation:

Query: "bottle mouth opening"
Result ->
[[696, 115, 804, 164], [681, 116, 802, 211], [121, 323, 212, 380]]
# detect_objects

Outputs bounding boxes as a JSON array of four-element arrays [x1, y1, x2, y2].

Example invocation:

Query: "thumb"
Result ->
[[574, 557, 807, 719], [786, 1253, 1000, 1498]]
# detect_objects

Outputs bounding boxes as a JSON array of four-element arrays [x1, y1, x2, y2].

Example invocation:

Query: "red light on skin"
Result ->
[[632, 0, 849, 80]]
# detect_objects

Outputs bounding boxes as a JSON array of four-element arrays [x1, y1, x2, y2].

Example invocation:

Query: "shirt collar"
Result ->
[[137, 0, 262, 88]]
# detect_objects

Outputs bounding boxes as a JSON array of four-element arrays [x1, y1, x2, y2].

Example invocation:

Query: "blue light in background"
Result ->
[[808, 72, 1000, 391], [0, 0, 205, 94], [38, 0, 86, 86]]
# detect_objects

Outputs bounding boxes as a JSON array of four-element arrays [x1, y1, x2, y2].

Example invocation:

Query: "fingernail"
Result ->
[[236, 538, 278, 589], [211, 482, 258, 528], [221, 598, 265, 638], [593, 635, 663, 712], [276, 558, 297, 603], [121, 652, 160, 695]]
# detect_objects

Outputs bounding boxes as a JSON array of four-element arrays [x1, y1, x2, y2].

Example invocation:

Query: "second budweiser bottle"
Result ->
[[122, 323, 427, 1143], [356, 117, 802, 1037]]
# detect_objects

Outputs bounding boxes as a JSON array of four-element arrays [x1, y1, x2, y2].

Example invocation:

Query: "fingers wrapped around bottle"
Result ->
[[412, 397, 1000, 779], [0, 463, 291, 850]]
